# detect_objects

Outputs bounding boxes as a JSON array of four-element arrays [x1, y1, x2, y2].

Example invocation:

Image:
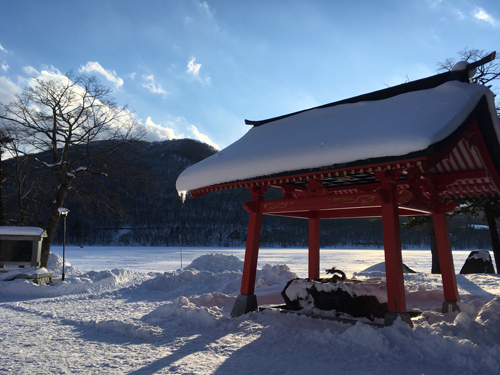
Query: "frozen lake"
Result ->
[[50, 246, 475, 277]]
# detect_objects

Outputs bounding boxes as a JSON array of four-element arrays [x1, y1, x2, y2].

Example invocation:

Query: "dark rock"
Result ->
[[460, 250, 495, 274]]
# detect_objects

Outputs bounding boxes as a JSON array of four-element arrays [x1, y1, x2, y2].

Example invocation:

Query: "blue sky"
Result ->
[[0, 0, 498, 150]]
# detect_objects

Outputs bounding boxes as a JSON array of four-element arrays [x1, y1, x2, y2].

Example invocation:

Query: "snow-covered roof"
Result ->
[[177, 81, 499, 194], [0, 226, 46, 237]]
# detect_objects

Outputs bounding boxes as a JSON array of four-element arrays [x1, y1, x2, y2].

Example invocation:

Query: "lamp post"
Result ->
[[58, 207, 69, 281]]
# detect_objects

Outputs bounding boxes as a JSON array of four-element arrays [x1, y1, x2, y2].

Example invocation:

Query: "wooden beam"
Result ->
[[380, 180, 407, 314], [308, 212, 320, 279], [260, 192, 380, 214], [432, 212, 459, 302], [240, 187, 266, 295]]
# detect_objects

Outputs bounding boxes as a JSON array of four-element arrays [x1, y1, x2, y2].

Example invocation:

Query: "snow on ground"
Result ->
[[0, 247, 499, 374]]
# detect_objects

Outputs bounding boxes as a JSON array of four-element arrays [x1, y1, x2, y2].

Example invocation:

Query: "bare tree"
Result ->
[[437, 48, 499, 114], [0, 130, 13, 224], [0, 72, 146, 267]]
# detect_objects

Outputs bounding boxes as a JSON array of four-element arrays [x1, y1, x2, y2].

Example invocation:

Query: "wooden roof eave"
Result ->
[[188, 158, 425, 198], [189, 95, 499, 200]]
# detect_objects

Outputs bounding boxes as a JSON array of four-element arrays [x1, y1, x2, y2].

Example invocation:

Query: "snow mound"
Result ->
[[148, 269, 242, 295], [187, 253, 244, 272], [46, 252, 83, 276], [476, 295, 500, 328], [188, 292, 235, 310], [354, 261, 417, 277], [148, 257, 297, 296], [84, 319, 162, 340], [468, 249, 492, 261], [143, 296, 223, 326], [0, 267, 154, 300], [0, 252, 81, 282], [0, 266, 51, 281], [256, 264, 297, 286], [73, 269, 143, 288]]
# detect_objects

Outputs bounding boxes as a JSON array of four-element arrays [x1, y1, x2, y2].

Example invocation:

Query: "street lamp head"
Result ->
[[58, 207, 70, 216]]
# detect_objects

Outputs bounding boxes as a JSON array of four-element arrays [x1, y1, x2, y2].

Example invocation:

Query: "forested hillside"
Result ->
[[5, 138, 494, 249]]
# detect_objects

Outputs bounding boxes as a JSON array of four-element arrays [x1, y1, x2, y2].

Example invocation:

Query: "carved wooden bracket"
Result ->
[[295, 180, 331, 198]]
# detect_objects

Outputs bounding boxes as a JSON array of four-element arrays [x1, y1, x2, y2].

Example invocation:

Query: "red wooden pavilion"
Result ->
[[176, 53, 499, 325]]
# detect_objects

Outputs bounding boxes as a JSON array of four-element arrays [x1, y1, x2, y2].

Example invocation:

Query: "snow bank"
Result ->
[[148, 268, 242, 295], [143, 296, 224, 327], [84, 319, 163, 340], [149, 255, 296, 295], [0, 253, 155, 299], [256, 264, 297, 286], [46, 252, 82, 276], [354, 261, 417, 278], [187, 253, 243, 272], [0, 266, 51, 281], [476, 295, 500, 330]]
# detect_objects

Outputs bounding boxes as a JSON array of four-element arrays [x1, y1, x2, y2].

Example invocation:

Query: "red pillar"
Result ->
[[240, 187, 265, 295], [380, 180, 407, 313], [432, 212, 459, 302], [308, 212, 320, 279]]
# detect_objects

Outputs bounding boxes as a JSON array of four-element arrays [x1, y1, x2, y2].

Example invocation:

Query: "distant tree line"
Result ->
[[23, 138, 492, 252]]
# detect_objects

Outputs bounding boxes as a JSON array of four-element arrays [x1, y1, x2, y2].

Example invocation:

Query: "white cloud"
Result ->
[[142, 75, 167, 95], [20, 65, 69, 88], [143, 117, 182, 141], [187, 57, 211, 84], [188, 124, 218, 149], [0, 44, 10, 53], [23, 65, 40, 76], [1, 63, 8, 72], [474, 7, 497, 26], [187, 57, 201, 76], [0, 76, 22, 103], [79, 61, 124, 88], [128, 72, 136, 80], [142, 116, 218, 149], [198, 1, 214, 17]]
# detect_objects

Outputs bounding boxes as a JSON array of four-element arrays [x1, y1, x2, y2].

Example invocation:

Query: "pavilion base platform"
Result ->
[[441, 300, 476, 314], [384, 312, 414, 327], [230, 293, 258, 317], [258, 304, 421, 328], [442, 300, 460, 314]]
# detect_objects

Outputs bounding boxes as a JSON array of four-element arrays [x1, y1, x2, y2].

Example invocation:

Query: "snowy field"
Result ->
[[1, 246, 499, 375]]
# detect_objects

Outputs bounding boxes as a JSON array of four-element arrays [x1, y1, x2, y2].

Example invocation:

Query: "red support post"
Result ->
[[432, 212, 460, 302], [308, 212, 320, 279], [380, 180, 407, 314], [240, 187, 266, 295]]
